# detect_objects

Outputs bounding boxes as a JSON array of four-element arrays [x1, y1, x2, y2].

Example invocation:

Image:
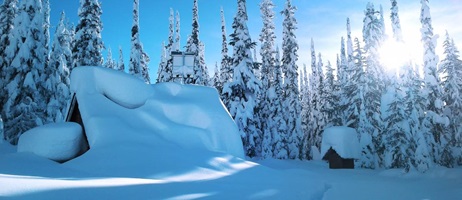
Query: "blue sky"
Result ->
[[49, 0, 462, 78]]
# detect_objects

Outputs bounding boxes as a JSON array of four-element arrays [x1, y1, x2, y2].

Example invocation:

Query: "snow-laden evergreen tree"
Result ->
[[185, 0, 208, 85], [300, 64, 310, 159], [420, 0, 449, 167], [259, 0, 276, 159], [390, 0, 403, 42], [379, 5, 386, 40], [3, 0, 46, 144], [346, 18, 354, 72], [344, 37, 366, 130], [305, 38, 317, 159], [48, 11, 73, 123], [308, 49, 326, 158], [38, 0, 55, 124], [404, 65, 432, 172], [211, 62, 220, 88], [269, 46, 287, 159], [337, 37, 349, 125], [174, 10, 181, 52], [73, 0, 104, 67], [338, 37, 348, 91], [316, 53, 326, 146], [198, 42, 209, 85], [158, 8, 174, 83], [104, 47, 116, 69], [440, 31, 462, 166], [219, 7, 232, 108], [362, 2, 386, 168], [117, 46, 125, 71], [223, 0, 262, 157], [157, 41, 168, 83], [384, 79, 410, 170], [281, 0, 301, 159], [129, 0, 150, 83], [0, 0, 18, 118], [322, 61, 336, 127]]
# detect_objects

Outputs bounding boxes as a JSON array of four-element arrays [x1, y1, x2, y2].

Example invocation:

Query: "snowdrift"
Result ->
[[17, 122, 85, 162], [70, 66, 244, 158]]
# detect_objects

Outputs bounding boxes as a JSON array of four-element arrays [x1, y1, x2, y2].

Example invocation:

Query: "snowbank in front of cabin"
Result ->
[[321, 126, 360, 159], [17, 122, 84, 162], [70, 66, 244, 158]]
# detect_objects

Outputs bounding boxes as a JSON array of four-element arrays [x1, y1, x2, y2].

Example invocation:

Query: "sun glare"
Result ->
[[379, 39, 411, 75]]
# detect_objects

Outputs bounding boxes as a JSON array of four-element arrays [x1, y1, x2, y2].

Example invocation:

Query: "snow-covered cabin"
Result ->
[[321, 126, 360, 169], [65, 66, 245, 159]]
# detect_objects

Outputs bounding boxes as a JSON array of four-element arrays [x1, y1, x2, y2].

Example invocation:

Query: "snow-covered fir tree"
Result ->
[[48, 11, 73, 123], [3, 0, 47, 144], [344, 37, 366, 130], [129, 0, 150, 83], [198, 42, 209, 86], [346, 18, 354, 72], [259, 0, 276, 159], [390, 0, 403, 42], [362, 2, 386, 168], [300, 63, 311, 159], [420, 0, 449, 167], [218, 7, 231, 107], [211, 62, 220, 88], [157, 41, 168, 83], [440, 31, 462, 166], [73, 0, 104, 67], [384, 80, 410, 170], [281, 0, 301, 159], [39, 0, 56, 124], [104, 47, 116, 69], [117, 46, 125, 71], [157, 9, 175, 83], [404, 65, 432, 172], [337, 37, 349, 125], [174, 10, 180, 52], [0, 0, 18, 120], [185, 0, 208, 85], [307, 39, 325, 159], [223, 0, 262, 157], [322, 61, 336, 128], [316, 53, 326, 149], [269, 46, 287, 159]]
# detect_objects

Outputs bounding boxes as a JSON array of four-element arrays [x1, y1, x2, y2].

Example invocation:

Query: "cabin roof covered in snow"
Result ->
[[69, 66, 244, 158], [321, 126, 360, 159]]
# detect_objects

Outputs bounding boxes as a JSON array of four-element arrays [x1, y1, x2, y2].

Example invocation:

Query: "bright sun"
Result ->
[[379, 39, 411, 75]]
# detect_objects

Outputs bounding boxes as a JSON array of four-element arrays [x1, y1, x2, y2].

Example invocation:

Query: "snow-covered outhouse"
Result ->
[[321, 126, 360, 169]]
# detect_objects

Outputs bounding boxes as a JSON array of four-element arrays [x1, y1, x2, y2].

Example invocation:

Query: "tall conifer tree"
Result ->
[[281, 0, 301, 159], [259, 0, 276, 159], [73, 0, 104, 67], [420, 0, 448, 166], [129, 0, 150, 83], [185, 0, 208, 85], [223, 0, 262, 157]]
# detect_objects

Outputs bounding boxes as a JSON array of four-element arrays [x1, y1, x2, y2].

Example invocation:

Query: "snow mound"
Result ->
[[17, 122, 84, 162], [321, 126, 360, 159], [70, 66, 244, 158]]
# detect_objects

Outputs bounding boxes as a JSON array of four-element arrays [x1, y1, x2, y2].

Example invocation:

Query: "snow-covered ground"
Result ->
[[1, 142, 461, 200], [1, 67, 461, 199]]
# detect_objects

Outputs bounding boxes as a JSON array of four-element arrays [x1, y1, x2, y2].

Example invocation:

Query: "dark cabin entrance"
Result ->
[[66, 94, 89, 155], [322, 147, 354, 169]]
